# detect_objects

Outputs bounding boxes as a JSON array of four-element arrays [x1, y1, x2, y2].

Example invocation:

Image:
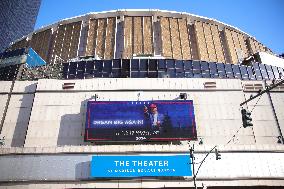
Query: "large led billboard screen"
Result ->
[[85, 100, 197, 142]]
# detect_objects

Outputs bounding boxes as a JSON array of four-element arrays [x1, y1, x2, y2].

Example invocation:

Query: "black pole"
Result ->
[[190, 145, 197, 189]]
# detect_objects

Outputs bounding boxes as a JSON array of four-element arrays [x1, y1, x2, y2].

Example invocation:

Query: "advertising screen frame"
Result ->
[[85, 100, 197, 142]]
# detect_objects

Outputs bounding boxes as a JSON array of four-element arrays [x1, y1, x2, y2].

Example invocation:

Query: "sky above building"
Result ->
[[35, 0, 284, 54]]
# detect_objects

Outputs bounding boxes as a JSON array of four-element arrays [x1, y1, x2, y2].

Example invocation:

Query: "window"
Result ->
[[246, 66, 256, 80], [77, 61, 86, 71], [232, 64, 241, 79], [149, 59, 158, 71], [252, 63, 263, 80], [62, 63, 69, 79], [225, 64, 234, 79], [217, 63, 226, 78], [259, 64, 269, 80], [272, 66, 280, 79], [192, 60, 201, 78], [113, 59, 121, 69], [175, 60, 184, 73], [68, 62, 77, 75], [140, 59, 148, 71], [184, 60, 193, 78], [201, 61, 210, 78], [103, 60, 112, 77], [265, 65, 274, 80], [278, 67, 284, 79], [240, 65, 249, 80], [121, 59, 130, 78], [158, 59, 166, 71], [209, 62, 218, 78], [131, 59, 139, 71], [166, 59, 175, 69]]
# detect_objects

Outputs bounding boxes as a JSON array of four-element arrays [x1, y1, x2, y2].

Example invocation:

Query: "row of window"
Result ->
[[62, 59, 284, 80]]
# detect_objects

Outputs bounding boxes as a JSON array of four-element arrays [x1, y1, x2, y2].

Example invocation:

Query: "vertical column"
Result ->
[[203, 23, 217, 62], [188, 23, 199, 60], [133, 17, 143, 55], [96, 18, 107, 59], [104, 17, 116, 59], [160, 17, 172, 58], [178, 18, 191, 60], [211, 25, 225, 63], [115, 16, 124, 59], [224, 28, 238, 64], [169, 18, 182, 59], [123, 16, 133, 59], [85, 19, 98, 56], [237, 33, 249, 58], [153, 16, 162, 56], [195, 21, 208, 61], [143, 16, 153, 55]]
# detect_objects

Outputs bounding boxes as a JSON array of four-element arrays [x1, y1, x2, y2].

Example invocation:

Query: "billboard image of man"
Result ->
[[144, 104, 165, 129]]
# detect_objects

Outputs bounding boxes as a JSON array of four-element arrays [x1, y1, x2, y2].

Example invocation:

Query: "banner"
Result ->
[[90, 155, 192, 177], [85, 100, 197, 141]]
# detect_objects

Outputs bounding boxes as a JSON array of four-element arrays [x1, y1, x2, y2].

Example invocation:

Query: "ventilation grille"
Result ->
[[243, 83, 263, 92], [203, 81, 216, 89]]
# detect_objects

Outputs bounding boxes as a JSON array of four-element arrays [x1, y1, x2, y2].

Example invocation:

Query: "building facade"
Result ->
[[0, 10, 284, 189], [0, 0, 41, 52]]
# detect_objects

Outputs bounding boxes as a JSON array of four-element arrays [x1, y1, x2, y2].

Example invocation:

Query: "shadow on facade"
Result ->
[[11, 83, 36, 147], [75, 161, 90, 180], [57, 98, 90, 146]]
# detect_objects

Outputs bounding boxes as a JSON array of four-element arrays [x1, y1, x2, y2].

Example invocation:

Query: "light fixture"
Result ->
[[179, 93, 187, 100]]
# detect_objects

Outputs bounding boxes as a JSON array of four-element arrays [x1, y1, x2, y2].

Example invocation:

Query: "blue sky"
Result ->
[[35, 0, 284, 54]]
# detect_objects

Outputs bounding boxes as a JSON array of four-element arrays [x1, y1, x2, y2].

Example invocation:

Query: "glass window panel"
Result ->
[[95, 60, 103, 72], [167, 69, 176, 78], [175, 60, 183, 69], [278, 67, 284, 79], [265, 65, 274, 80], [122, 59, 130, 71], [67, 74, 75, 79], [217, 63, 226, 78], [259, 64, 269, 80], [149, 59, 157, 71], [148, 71, 158, 78], [86, 61, 94, 73], [140, 59, 148, 71], [131, 71, 139, 78], [184, 60, 193, 70], [103, 60, 112, 73], [166, 59, 175, 69], [272, 66, 280, 79], [192, 61, 201, 77], [224, 64, 234, 78], [201, 61, 209, 71], [158, 59, 166, 70], [139, 71, 148, 78], [246, 66, 256, 80], [62, 63, 69, 79], [68, 62, 77, 75], [131, 59, 139, 71], [209, 62, 218, 78], [252, 63, 263, 80], [112, 69, 121, 78], [77, 61, 86, 71], [240, 65, 249, 80], [76, 70, 84, 79], [232, 64, 241, 79], [113, 59, 121, 69], [176, 72, 185, 78]]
